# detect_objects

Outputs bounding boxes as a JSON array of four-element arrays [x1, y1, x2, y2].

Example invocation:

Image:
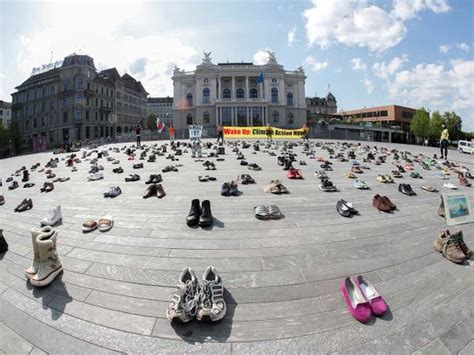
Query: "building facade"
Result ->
[[0, 100, 11, 127], [172, 51, 306, 133], [147, 97, 174, 125], [306, 93, 337, 125], [11, 53, 148, 149]]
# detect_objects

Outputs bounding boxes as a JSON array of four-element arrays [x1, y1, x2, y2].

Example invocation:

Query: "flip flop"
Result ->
[[98, 216, 114, 232]]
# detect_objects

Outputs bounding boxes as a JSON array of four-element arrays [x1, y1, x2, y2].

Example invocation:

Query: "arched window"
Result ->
[[223, 88, 231, 99], [117, 126, 122, 135], [250, 88, 258, 98], [203, 88, 210, 104], [186, 93, 193, 107], [186, 114, 193, 125], [287, 92, 293, 106], [272, 111, 279, 123], [203, 111, 210, 124], [124, 127, 129, 133], [271, 88, 278, 103], [288, 112, 294, 124], [236, 88, 244, 99]]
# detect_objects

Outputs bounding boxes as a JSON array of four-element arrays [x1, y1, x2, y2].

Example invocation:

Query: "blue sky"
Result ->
[[0, 0, 473, 130]]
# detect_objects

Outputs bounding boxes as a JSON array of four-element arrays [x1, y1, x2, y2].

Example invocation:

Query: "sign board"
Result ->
[[443, 192, 473, 226], [31, 60, 63, 76], [223, 126, 306, 139], [189, 125, 203, 141]]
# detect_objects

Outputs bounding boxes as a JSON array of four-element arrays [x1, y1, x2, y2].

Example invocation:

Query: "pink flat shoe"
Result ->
[[340, 277, 372, 323], [354, 275, 388, 316]]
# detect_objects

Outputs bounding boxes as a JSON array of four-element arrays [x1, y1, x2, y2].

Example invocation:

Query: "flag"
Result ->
[[256, 72, 264, 85], [156, 118, 165, 133]]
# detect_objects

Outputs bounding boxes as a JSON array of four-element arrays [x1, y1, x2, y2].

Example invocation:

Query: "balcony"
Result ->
[[58, 89, 74, 98], [215, 98, 267, 104], [100, 105, 112, 112]]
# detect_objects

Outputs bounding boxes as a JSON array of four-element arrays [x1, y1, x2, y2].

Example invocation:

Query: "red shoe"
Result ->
[[295, 169, 303, 179], [128, 155, 135, 160], [287, 168, 296, 179]]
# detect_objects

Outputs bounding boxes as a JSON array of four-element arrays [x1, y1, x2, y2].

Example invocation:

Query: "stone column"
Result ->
[[245, 76, 249, 99], [231, 76, 235, 99]]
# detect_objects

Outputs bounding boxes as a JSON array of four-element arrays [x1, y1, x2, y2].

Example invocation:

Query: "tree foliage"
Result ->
[[410, 107, 430, 138], [146, 113, 157, 131], [442, 111, 462, 141], [429, 111, 443, 140]]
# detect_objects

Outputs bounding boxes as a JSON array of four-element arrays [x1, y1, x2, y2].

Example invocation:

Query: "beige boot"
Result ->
[[30, 228, 63, 287], [25, 226, 53, 279]]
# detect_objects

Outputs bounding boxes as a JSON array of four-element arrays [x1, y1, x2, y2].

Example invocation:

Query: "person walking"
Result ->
[[440, 123, 449, 159], [302, 123, 309, 143], [216, 124, 224, 144], [169, 124, 175, 143], [265, 124, 273, 143], [135, 124, 142, 147]]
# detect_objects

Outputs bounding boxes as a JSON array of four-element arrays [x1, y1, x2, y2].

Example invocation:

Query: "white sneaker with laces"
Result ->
[[196, 266, 226, 322], [88, 172, 103, 181], [41, 206, 62, 226], [166, 268, 199, 322]]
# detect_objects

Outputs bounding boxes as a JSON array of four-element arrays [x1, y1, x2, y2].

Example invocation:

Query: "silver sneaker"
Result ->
[[196, 266, 226, 322], [166, 268, 198, 322]]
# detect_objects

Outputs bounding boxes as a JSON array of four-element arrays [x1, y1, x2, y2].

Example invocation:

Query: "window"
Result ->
[[33, 118, 37, 128], [50, 100, 55, 110], [76, 79, 84, 90], [186, 93, 193, 107], [236, 88, 244, 99], [271, 88, 278, 103], [288, 112, 294, 124], [64, 82, 69, 91], [203, 88, 210, 104], [86, 126, 90, 139], [272, 77, 277, 84], [41, 117, 45, 126], [85, 110, 89, 121], [287, 93, 293, 106], [380, 110, 388, 117], [237, 107, 247, 126], [203, 111, 210, 124], [186, 114, 193, 125], [252, 107, 262, 125], [41, 102, 45, 112], [223, 88, 231, 99], [95, 112, 98, 121], [222, 107, 232, 125], [272, 111, 279, 123], [250, 88, 258, 98], [50, 85, 55, 95], [76, 94, 83, 104], [63, 97, 70, 108], [204, 78, 209, 83], [63, 111, 68, 123]]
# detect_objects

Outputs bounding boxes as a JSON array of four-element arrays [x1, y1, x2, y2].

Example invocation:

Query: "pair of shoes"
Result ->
[[372, 194, 396, 212], [198, 175, 216, 182], [353, 179, 369, 189], [88, 172, 104, 181], [125, 174, 140, 182], [133, 163, 144, 169], [287, 168, 303, 179], [104, 186, 122, 198], [398, 183, 416, 196], [40, 182, 54, 192], [443, 182, 457, 190], [410, 171, 422, 179], [336, 200, 358, 217], [82, 216, 114, 233], [320, 162, 333, 171], [15, 198, 33, 212], [376, 175, 393, 183], [24, 226, 63, 287], [23, 182, 35, 188], [0, 230, 8, 253], [186, 199, 213, 227], [40, 206, 62, 226], [263, 180, 289, 194], [203, 161, 216, 170], [421, 185, 438, 192], [248, 163, 262, 171], [113, 167, 124, 174], [254, 205, 282, 219], [315, 171, 328, 180], [391, 170, 403, 178], [458, 173, 471, 187], [346, 172, 357, 179], [143, 184, 166, 198], [351, 166, 363, 174], [434, 229, 471, 263], [238, 174, 255, 184], [240, 160, 248, 166], [145, 174, 162, 184], [8, 181, 19, 190], [162, 165, 178, 173], [166, 267, 226, 322], [319, 179, 337, 192], [340, 276, 388, 322], [221, 182, 239, 196]]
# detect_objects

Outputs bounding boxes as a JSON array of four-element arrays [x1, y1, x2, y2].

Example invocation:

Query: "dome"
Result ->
[[326, 92, 336, 101]]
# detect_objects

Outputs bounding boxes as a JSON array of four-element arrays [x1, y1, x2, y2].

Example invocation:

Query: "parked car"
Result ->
[[458, 140, 473, 154]]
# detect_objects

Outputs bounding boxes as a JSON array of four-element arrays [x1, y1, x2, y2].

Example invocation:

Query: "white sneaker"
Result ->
[[88, 172, 103, 181], [443, 183, 457, 189], [41, 206, 62, 226], [196, 266, 226, 322], [166, 268, 198, 322]]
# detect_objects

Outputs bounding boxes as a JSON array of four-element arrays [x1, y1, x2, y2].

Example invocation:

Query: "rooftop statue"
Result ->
[[202, 51, 212, 64], [267, 51, 277, 63]]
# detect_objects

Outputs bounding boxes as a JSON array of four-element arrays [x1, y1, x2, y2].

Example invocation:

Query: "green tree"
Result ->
[[8, 122, 22, 154], [429, 110, 443, 140], [442, 111, 462, 142], [410, 107, 431, 139], [146, 113, 157, 131]]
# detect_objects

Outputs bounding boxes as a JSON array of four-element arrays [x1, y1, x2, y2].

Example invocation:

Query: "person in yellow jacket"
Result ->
[[440, 123, 449, 159]]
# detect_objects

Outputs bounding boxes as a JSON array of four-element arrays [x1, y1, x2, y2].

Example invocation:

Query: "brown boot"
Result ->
[[433, 230, 467, 264], [156, 184, 166, 199], [451, 231, 472, 259], [438, 196, 445, 218]]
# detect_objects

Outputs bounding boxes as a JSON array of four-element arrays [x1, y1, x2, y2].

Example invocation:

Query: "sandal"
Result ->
[[82, 220, 98, 233], [98, 216, 114, 232]]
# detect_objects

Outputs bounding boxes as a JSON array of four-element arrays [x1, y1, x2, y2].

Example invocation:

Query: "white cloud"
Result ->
[[456, 42, 470, 52], [351, 58, 367, 72], [362, 78, 375, 94], [288, 26, 296, 46], [439, 44, 451, 53], [304, 0, 407, 52], [388, 60, 474, 112], [13, 2, 198, 96], [392, 0, 451, 20], [304, 56, 328, 71], [373, 54, 409, 79], [253, 49, 271, 65]]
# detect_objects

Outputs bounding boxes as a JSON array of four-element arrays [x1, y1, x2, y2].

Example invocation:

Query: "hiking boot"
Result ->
[[166, 268, 199, 323], [30, 228, 63, 286], [186, 199, 201, 226], [25, 226, 53, 279], [199, 200, 213, 227], [0, 230, 8, 253], [451, 231, 472, 259], [196, 266, 226, 322], [433, 230, 467, 264]]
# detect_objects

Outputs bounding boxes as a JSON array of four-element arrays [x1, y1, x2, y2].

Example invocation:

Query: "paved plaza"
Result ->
[[0, 139, 473, 354]]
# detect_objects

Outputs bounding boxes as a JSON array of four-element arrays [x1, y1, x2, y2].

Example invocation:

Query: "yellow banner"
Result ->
[[223, 126, 307, 139]]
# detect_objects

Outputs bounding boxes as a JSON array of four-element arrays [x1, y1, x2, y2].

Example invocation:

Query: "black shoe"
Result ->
[[22, 170, 29, 182], [336, 200, 352, 217], [0, 230, 8, 253], [220, 183, 230, 196], [199, 200, 213, 227], [8, 181, 19, 190], [186, 199, 201, 226]]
